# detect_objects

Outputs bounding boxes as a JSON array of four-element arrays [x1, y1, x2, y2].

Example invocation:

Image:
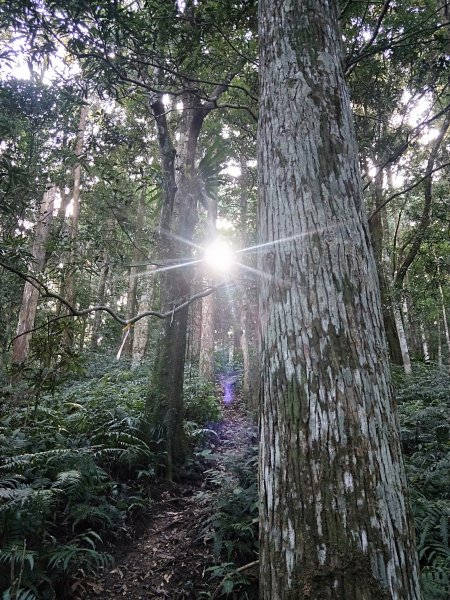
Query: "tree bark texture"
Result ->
[[258, 2, 421, 599], [12, 185, 56, 364]]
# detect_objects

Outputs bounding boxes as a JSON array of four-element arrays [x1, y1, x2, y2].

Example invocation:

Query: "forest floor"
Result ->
[[78, 381, 258, 599]]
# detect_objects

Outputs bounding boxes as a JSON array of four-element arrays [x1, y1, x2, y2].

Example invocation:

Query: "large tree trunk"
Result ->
[[258, 2, 421, 599], [12, 185, 57, 364]]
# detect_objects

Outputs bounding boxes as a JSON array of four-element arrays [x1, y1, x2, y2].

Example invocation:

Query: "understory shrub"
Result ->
[[0, 365, 154, 599], [198, 438, 258, 598], [395, 363, 450, 599]]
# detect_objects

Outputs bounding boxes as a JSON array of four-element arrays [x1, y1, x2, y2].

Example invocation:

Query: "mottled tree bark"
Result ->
[[12, 185, 57, 364], [258, 1, 421, 599]]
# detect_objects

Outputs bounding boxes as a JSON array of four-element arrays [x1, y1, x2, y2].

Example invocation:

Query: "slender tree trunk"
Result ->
[[419, 321, 430, 363], [393, 299, 412, 374], [199, 197, 217, 382], [240, 298, 256, 407], [258, 2, 421, 598], [369, 158, 403, 364], [124, 187, 147, 355], [147, 93, 202, 479], [62, 102, 89, 350], [131, 279, 153, 368], [90, 254, 110, 350], [437, 318, 443, 367], [12, 185, 57, 364], [438, 281, 450, 372]]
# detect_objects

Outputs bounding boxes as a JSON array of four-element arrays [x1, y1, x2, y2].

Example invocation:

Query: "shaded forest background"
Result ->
[[0, 1, 449, 598]]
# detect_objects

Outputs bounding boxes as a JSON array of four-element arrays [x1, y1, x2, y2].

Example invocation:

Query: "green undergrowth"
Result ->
[[0, 358, 221, 599], [394, 363, 450, 599], [196, 411, 259, 599], [200, 364, 450, 599]]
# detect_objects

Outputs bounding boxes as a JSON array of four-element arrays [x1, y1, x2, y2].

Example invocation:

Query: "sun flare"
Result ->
[[204, 239, 235, 273]]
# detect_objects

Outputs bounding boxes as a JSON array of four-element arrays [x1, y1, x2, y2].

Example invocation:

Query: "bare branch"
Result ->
[[1, 260, 226, 347], [368, 160, 450, 222]]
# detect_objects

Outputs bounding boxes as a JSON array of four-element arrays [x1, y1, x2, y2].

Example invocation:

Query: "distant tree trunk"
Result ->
[[393, 300, 412, 374], [188, 290, 203, 367], [124, 187, 147, 355], [131, 280, 153, 369], [90, 253, 110, 350], [419, 321, 430, 363], [147, 84, 232, 478], [369, 164, 403, 364], [238, 154, 257, 407], [258, 2, 421, 599], [12, 185, 57, 364], [62, 102, 89, 350], [437, 318, 443, 367], [199, 197, 217, 383], [438, 280, 450, 372], [240, 297, 257, 407]]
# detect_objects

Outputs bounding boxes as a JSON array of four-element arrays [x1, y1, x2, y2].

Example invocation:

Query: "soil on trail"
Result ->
[[78, 396, 257, 600]]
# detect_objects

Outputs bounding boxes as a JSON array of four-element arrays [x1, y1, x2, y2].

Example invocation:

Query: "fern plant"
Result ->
[[0, 362, 157, 598]]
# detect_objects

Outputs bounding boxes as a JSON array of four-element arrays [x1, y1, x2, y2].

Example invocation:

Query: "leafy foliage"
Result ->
[[198, 439, 258, 598], [395, 364, 450, 599], [0, 362, 155, 598]]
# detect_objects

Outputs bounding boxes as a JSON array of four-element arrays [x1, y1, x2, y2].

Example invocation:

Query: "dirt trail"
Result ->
[[78, 397, 257, 599]]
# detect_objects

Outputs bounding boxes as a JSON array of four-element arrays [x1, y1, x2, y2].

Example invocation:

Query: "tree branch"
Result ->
[[394, 115, 450, 287], [1, 260, 225, 347], [368, 160, 450, 222]]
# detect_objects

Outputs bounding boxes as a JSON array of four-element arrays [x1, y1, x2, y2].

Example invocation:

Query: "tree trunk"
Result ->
[[147, 93, 203, 479], [90, 253, 109, 350], [124, 187, 147, 355], [393, 299, 412, 375], [62, 102, 89, 350], [419, 321, 430, 363], [437, 317, 443, 367], [12, 185, 57, 364], [258, 2, 421, 599], [199, 197, 217, 383], [438, 280, 450, 372], [240, 297, 256, 408], [131, 278, 153, 368]]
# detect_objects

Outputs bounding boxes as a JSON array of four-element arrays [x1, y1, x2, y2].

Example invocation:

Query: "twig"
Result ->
[[210, 560, 259, 599]]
